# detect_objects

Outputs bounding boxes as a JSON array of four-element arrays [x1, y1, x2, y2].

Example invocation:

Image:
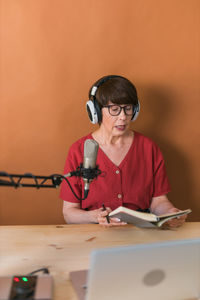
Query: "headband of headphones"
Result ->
[[86, 75, 140, 124]]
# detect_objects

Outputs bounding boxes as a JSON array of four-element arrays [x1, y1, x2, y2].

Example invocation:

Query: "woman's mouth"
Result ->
[[115, 125, 126, 131]]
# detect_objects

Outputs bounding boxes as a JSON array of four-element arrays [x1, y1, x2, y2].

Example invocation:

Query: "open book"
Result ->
[[109, 206, 192, 228]]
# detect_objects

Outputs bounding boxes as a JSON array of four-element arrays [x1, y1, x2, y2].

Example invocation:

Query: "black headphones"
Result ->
[[86, 75, 140, 124]]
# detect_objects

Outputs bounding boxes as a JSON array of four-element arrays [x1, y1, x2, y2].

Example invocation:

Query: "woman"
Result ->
[[60, 75, 186, 227]]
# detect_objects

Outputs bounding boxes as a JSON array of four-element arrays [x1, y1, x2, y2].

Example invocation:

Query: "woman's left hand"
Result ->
[[150, 196, 188, 228], [164, 207, 187, 228]]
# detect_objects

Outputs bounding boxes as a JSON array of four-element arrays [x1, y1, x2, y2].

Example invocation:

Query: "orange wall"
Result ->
[[1, 0, 200, 224]]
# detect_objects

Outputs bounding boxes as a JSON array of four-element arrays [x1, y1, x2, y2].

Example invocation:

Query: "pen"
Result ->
[[102, 203, 110, 223]]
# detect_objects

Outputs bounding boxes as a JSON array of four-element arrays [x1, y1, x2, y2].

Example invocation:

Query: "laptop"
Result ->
[[70, 238, 200, 300]]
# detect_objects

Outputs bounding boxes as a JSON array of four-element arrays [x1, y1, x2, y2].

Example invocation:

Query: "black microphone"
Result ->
[[82, 139, 99, 198]]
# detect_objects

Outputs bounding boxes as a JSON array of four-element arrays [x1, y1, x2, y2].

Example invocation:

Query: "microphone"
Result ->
[[82, 139, 99, 198]]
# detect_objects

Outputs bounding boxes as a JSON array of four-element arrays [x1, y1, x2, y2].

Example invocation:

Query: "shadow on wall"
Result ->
[[132, 86, 199, 221]]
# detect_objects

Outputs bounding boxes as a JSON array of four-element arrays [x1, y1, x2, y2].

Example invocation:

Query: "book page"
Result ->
[[109, 212, 158, 228], [158, 209, 191, 219], [109, 206, 158, 222]]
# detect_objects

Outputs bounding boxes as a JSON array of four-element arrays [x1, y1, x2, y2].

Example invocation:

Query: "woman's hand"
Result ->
[[164, 207, 187, 228], [63, 201, 126, 225], [97, 206, 127, 227], [150, 195, 187, 228]]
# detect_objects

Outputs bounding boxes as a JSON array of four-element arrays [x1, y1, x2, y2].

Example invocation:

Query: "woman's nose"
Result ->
[[119, 108, 127, 119]]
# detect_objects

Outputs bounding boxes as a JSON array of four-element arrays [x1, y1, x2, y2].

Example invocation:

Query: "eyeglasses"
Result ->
[[103, 104, 134, 116]]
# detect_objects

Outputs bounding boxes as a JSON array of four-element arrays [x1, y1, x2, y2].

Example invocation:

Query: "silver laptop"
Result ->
[[70, 238, 200, 300]]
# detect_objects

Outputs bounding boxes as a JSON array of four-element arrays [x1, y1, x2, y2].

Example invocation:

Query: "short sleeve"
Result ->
[[152, 144, 171, 197]]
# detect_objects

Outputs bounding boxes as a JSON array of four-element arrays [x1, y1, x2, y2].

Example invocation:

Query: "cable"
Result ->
[[27, 268, 50, 276], [51, 174, 88, 201]]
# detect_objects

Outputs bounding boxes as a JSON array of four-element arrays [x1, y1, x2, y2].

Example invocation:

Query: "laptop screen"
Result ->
[[86, 238, 200, 300]]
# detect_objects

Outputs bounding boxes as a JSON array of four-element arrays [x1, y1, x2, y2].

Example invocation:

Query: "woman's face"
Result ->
[[101, 101, 133, 136]]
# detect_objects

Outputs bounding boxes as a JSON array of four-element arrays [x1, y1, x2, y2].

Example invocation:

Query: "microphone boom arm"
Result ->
[[0, 165, 101, 191], [0, 172, 63, 189], [0, 140, 101, 200]]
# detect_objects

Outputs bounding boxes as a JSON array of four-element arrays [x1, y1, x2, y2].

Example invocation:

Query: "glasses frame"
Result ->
[[103, 104, 134, 116]]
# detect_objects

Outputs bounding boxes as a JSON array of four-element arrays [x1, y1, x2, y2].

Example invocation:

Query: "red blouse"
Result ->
[[59, 131, 171, 211]]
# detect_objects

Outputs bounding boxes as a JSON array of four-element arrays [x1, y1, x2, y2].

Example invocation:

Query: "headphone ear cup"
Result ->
[[86, 100, 99, 124], [131, 100, 140, 122], [86, 100, 102, 124], [93, 98, 102, 123], [86, 99, 102, 124]]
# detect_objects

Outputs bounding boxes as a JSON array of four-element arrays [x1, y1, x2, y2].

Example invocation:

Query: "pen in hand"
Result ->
[[102, 204, 110, 223]]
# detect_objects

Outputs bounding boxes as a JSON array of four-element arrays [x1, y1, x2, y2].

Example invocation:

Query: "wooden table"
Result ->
[[1, 222, 200, 300]]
